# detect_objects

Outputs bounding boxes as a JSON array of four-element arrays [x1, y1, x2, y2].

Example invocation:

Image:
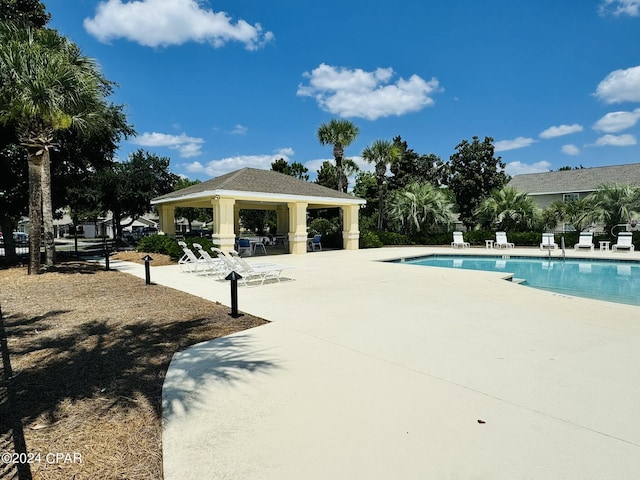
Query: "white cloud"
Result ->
[[599, 0, 640, 16], [593, 108, 640, 132], [505, 161, 551, 176], [539, 124, 583, 139], [594, 65, 640, 104], [183, 148, 294, 178], [494, 137, 537, 152], [84, 0, 274, 50], [593, 134, 637, 146], [562, 144, 580, 155], [297, 64, 442, 120], [133, 131, 204, 157], [231, 124, 248, 135]]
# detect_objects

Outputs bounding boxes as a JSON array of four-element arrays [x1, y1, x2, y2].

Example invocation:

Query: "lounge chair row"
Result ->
[[178, 242, 295, 286], [451, 231, 514, 249], [451, 231, 635, 252]]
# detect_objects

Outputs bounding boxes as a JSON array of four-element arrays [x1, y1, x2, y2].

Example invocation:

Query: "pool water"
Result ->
[[396, 255, 640, 306]]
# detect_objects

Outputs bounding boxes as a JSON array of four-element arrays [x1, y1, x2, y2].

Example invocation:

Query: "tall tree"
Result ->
[[0, 23, 114, 272], [314, 158, 359, 191], [447, 136, 508, 229], [389, 136, 448, 191], [317, 119, 359, 193], [0, 0, 49, 27], [98, 150, 178, 239], [270, 158, 310, 181], [362, 139, 401, 229]]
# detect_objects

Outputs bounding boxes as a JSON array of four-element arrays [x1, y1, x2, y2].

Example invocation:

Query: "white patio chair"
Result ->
[[451, 231, 470, 249], [539, 233, 558, 250], [612, 232, 635, 252], [574, 232, 594, 251], [495, 231, 514, 249]]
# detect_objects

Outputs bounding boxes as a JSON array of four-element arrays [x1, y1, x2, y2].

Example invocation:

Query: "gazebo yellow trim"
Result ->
[[151, 168, 366, 254]]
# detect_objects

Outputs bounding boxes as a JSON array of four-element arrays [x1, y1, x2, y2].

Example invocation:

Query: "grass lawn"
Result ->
[[0, 256, 266, 480]]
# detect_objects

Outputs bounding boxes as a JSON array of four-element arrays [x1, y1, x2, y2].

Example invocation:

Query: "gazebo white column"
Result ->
[[157, 205, 176, 237], [211, 197, 236, 253], [342, 204, 360, 250], [288, 201, 308, 254]]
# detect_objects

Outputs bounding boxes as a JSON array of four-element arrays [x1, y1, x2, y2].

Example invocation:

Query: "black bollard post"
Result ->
[[104, 237, 110, 271], [142, 255, 153, 285], [225, 271, 243, 318]]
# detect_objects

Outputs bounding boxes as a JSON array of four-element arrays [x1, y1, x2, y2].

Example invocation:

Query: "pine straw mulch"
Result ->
[[0, 257, 267, 480]]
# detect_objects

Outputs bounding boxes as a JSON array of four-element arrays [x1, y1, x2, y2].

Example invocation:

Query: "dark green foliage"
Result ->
[[271, 158, 309, 181], [389, 136, 448, 190], [0, 0, 50, 28], [308, 217, 338, 237], [359, 230, 383, 248], [376, 231, 412, 245], [99, 150, 178, 238], [447, 136, 509, 229], [136, 235, 218, 262]]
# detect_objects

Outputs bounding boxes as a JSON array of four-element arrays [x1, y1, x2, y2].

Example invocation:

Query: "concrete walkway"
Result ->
[[109, 247, 640, 480]]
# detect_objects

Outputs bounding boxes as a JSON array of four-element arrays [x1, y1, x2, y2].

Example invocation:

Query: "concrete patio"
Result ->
[[108, 246, 640, 480]]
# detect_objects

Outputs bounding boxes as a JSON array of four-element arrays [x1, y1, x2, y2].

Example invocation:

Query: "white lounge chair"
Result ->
[[451, 231, 470, 249], [192, 243, 227, 277], [574, 232, 594, 251], [179, 245, 211, 273], [539, 233, 558, 250], [495, 231, 514, 249], [222, 253, 295, 286], [612, 232, 635, 252]]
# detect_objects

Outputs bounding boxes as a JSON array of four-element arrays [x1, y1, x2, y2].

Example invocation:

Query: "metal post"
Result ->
[[225, 271, 243, 318], [142, 255, 153, 285], [104, 236, 110, 271]]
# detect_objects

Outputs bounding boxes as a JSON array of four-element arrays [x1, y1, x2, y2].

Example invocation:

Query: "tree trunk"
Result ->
[[28, 153, 43, 274], [41, 148, 55, 267], [335, 155, 343, 193], [377, 184, 384, 230]]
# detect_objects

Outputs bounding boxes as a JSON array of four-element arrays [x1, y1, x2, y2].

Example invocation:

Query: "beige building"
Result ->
[[151, 168, 366, 254], [508, 163, 640, 209]]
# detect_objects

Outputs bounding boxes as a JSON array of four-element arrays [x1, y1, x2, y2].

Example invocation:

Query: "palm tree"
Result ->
[[586, 183, 640, 234], [0, 24, 110, 273], [362, 139, 401, 229], [386, 182, 453, 235], [474, 186, 539, 232], [545, 198, 593, 233], [317, 119, 359, 193]]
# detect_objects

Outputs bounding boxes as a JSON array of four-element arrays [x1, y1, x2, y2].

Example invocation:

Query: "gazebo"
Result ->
[[151, 168, 366, 254]]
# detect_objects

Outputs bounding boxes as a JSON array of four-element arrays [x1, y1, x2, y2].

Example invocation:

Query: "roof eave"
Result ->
[[151, 189, 366, 206]]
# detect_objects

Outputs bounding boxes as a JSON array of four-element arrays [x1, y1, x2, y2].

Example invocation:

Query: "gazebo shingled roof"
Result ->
[[153, 168, 359, 202]]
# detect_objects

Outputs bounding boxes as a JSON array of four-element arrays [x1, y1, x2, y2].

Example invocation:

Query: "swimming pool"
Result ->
[[394, 255, 640, 306]]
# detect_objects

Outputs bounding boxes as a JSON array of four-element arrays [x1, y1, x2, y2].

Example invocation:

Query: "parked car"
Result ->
[[0, 231, 29, 246], [14, 232, 28, 245]]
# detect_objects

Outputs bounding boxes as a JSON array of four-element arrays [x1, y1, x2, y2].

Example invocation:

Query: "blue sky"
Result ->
[[45, 0, 640, 183]]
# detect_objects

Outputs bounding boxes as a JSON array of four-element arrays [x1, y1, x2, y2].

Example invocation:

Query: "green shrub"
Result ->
[[308, 217, 338, 237], [360, 230, 383, 248], [377, 231, 412, 245]]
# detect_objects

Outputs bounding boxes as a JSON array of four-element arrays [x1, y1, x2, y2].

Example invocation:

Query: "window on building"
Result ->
[[563, 193, 579, 202]]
